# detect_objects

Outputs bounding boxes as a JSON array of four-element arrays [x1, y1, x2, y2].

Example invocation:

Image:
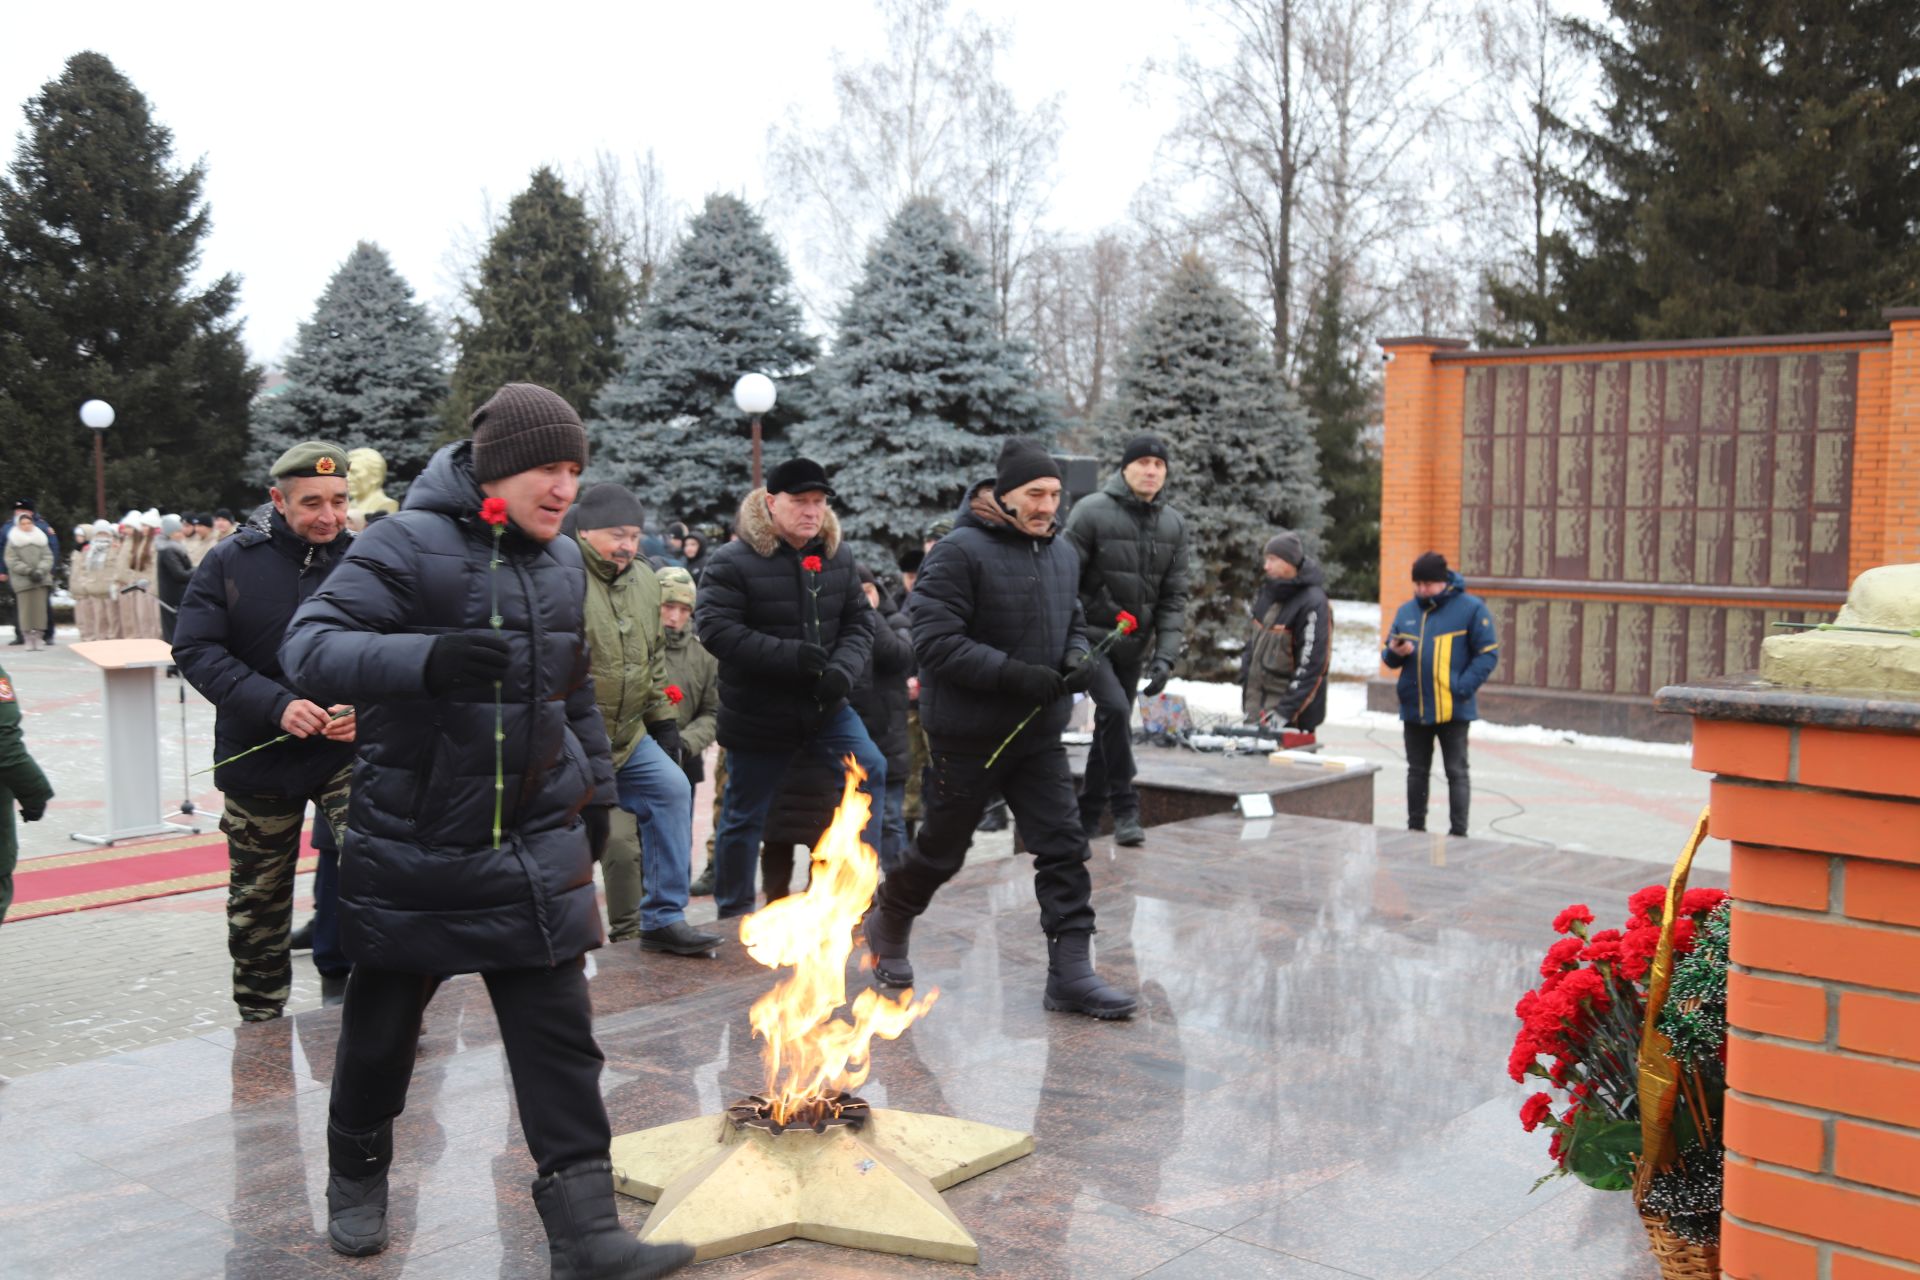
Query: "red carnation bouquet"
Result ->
[[1511, 878, 1729, 1194]]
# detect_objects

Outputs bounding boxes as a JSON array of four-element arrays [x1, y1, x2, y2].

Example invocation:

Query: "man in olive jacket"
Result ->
[[283, 384, 690, 1279], [1062, 433, 1191, 846], [577, 483, 720, 957], [696, 458, 882, 921]]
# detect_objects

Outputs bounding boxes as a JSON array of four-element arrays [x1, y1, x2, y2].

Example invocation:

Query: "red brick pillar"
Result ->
[[1884, 308, 1920, 567], [1662, 690, 1920, 1277], [1376, 335, 1468, 685]]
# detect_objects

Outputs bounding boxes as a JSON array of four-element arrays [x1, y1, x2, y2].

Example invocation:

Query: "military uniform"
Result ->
[[0, 662, 55, 925], [173, 441, 357, 1020]]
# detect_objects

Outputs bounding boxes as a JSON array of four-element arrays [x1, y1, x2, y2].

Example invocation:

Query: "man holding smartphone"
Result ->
[[1382, 552, 1499, 837]]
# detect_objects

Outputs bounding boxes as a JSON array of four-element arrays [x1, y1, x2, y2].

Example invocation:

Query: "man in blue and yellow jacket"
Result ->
[[1382, 552, 1498, 837]]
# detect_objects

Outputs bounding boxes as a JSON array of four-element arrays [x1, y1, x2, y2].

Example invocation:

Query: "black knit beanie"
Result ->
[[470, 383, 589, 484], [1264, 530, 1304, 567], [994, 438, 1061, 497], [574, 482, 645, 532], [1120, 433, 1170, 468], [1412, 551, 1450, 583]]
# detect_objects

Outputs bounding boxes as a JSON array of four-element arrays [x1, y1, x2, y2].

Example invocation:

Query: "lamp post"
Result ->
[[732, 373, 777, 490], [79, 399, 114, 519]]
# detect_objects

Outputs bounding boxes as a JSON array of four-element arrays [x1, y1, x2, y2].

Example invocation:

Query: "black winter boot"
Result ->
[[326, 1120, 392, 1257], [1044, 931, 1137, 1019], [863, 902, 915, 990], [531, 1160, 694, 1280]]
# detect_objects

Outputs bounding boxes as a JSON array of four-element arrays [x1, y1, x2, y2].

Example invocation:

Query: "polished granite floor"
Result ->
[[0, 812, 1707, 1279]]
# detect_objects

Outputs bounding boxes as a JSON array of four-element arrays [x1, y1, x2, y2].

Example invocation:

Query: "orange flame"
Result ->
[[739, 758, 937, 1124]]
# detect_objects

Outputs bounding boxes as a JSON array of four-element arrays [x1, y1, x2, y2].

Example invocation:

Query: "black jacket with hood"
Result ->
[[173, 507, 356, 798], [694, 488, 878, 754], [1061, 470, 1191, 669], [910, 481, 1090, 753], [1243, 555, 1333, 731], [281, 442, 616, 974], [848, 587, 914, 776]]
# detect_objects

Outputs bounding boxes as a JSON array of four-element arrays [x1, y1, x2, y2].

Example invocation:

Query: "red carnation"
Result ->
[[1539, 936, 1584, 978], [1681, 887, 1728, 916], [664, 685, 685, 705], [802, 555, 824, 573], [1628, 884, 1668, 925], [479, 497, 509, 526], [1552, 903, 1594, 935], [1519, 1092, 1553, 1133], [1116, 610, 1139, 634], [1578, 928, 1624, 967], [1617, 925, 1662, 982]]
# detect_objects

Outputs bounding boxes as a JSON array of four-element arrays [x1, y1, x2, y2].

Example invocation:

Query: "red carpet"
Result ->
[[7, 830, 319, 923]]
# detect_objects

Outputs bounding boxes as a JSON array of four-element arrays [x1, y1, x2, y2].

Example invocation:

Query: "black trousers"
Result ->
[[1079, 650, 1145, 823], [880, 738, 1096, 935], [1404, 720, 1472, 836], [329, 958, 610, 1176]]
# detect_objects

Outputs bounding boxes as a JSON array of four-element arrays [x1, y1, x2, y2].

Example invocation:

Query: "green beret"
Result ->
[[271, 440, 351, 480]]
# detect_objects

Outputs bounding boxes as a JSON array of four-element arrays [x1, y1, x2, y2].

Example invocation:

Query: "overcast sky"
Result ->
[[3, 0, 1194, 366]]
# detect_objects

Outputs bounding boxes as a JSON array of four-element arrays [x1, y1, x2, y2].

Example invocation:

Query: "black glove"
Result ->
[[999, 659, 1066, 705], [424, 633, 512, 695], [814, 668, 852, 704], [19, 799, 46, 822], [647, 718, 683, 763], [582, 804, 612, 862], [1061, 657, 1097, 694], [1141, 658, 1174, 698], [797, 642, 831, 675]]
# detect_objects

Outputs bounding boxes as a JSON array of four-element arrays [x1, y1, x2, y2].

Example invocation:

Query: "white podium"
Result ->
[[68, 639, 207, 846]]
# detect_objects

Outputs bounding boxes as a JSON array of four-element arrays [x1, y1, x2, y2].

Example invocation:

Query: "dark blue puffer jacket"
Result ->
[[172, 509, 355, 799], [282, 442, 616, 974], [1381, 571, 1500, 725], [910, 481, 1090, 752]]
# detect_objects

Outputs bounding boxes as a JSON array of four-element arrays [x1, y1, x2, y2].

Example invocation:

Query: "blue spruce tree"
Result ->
[[589, 194, 817, 531], [249, 241, 446, 486], [799, 198, 1054, 568], [1105, 252, 1326, 668]]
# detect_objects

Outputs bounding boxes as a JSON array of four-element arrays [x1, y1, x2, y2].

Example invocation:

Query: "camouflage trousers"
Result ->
[[220, 768, 350, 1021]]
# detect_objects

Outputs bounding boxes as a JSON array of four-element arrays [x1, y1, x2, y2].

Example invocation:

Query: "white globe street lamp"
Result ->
[[733, 373, 777, 489], [80, 399, 115, 518]]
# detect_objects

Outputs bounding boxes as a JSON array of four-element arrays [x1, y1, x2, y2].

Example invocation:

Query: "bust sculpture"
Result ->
[[346, 447, 400, 526]]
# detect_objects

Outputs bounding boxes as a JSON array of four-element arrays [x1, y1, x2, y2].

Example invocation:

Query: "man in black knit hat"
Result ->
[[1382, 551, 1499, 838], [867, 438, 1136, 1020], [1061, 432, 1190, 846], [284, 383, 690, 1278]]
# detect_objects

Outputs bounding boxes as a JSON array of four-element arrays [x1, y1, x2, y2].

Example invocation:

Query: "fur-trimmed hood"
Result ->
[[733, 486, 843, 559]]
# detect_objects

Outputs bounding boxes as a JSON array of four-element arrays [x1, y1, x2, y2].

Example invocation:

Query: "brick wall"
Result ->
[[1686, 716, 1920, 1278], [1375, 319, 1920, 721]]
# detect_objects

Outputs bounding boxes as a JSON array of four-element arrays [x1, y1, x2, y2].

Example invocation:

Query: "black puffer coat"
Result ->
[[911, 481, 1090, 752], [173, 509, 355, 799], [282, 442, 616, 974], [1062, 470, 1191, 667], [1243, 556, 1333, 732], [695, 488, 877, 754], [849, 590, 914, 776]]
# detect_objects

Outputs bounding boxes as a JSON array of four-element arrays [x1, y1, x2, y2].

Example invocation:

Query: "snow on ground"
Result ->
[[1165, 675, 1692, 760]]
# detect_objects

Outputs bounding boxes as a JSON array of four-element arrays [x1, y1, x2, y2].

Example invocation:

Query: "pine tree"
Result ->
[[1535, 0, 1920, 341], [248, 242, 445, 487], [1295, 273, 1379, 599], [799, 198, 1054, 568], [1106, 252, 1325, 669], [447, 167, 628, 432], [0, 52, 258, 531], [589, 195, 817, 530]]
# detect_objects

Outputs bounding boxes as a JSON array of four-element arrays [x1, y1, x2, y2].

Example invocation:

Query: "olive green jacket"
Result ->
[[1, 661, 56, 889], [660, 623, 720, 758], [579, 537, 675, 768]]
